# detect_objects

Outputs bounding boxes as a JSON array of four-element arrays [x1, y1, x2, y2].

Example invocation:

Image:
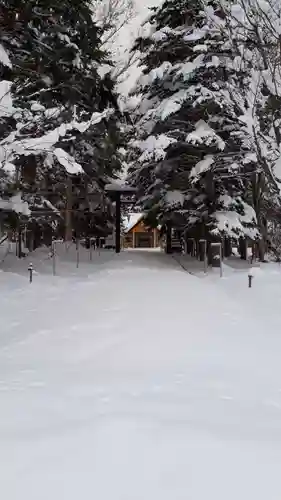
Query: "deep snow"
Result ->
[[1, 247, 281, 499]]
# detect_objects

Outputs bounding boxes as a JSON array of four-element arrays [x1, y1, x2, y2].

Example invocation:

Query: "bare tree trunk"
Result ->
[[258, 238, 266, 261], [257, 217, 268, 261], [251, 172, 268, 261], [65, 176, 73, 242]]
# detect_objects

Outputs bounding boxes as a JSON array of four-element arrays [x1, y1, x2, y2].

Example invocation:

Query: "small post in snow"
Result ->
[[76, 238, 80, 268], [248, 269, 254, 288], [219, 244, 223, 278], [198, 239, 206, 259], [28, 263, 33, 283], [52, 240, 56, 276], [183, 237, 187, 255], [90, 238, 93, 261], [187, 238, 196, 257], [191, 238, 196, 257], [210, 242, 223, 277], [199, 239, 208, 273]]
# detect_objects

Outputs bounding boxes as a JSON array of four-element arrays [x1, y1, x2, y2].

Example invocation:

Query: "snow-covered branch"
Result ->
[[0, 100, 114, 176]]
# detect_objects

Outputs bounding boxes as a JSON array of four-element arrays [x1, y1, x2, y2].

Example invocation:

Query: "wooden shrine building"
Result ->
[[122, 213, 161, 249]]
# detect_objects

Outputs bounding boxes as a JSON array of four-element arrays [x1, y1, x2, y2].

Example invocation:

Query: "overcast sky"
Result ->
[[117, 0, 163, 94], [136, 0, 161, 14]]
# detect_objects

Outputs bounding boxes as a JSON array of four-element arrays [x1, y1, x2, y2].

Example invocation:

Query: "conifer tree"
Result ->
[[128, 0, 259, 243], [0, 0, 123, 238]]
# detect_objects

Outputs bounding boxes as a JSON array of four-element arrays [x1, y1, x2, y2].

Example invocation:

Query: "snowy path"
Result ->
[[1, 250, 281, 499]]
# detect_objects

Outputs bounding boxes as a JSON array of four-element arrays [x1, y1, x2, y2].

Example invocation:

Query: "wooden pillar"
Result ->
[[239, 237, 247, 260], [198, 239, 207, 262], [209, 242, 222, 268], [132, 230, 136, 248], [165, 222, 172, 254], [187, 238, 195, 256], [153, 229, 157, 248], [224, 237, 232, 258]]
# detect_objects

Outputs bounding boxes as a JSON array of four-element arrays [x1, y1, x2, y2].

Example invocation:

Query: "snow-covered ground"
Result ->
[[1, 247, 281, 499]]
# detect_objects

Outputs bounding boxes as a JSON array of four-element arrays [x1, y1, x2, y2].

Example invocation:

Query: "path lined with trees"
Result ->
[[1, 0, 281, 263]]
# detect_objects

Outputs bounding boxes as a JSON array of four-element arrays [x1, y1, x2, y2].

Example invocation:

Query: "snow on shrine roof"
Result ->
[[105, 182, 136, 193], [123, 213, 144, 233]]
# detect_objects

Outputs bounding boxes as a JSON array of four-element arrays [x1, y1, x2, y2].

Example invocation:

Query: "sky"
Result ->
[[136, 0, 160, 14]]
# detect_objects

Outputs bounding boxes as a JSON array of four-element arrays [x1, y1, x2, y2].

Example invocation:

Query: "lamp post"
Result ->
[[105, 183, 136, 254]]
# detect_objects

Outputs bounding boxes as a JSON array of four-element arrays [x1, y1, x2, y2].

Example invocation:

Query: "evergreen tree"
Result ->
[[128, 0, 259, 243], [0, 0, 123, 240]]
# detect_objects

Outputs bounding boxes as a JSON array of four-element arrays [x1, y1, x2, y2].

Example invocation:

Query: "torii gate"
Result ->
[[105, 183, 136, 254]]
